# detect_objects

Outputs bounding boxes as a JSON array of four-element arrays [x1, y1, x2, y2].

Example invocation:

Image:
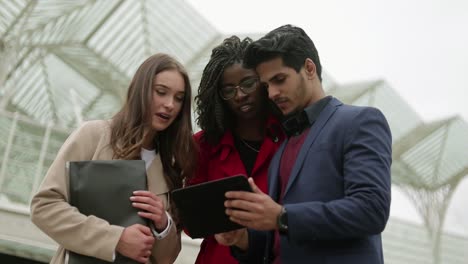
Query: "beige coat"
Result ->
[[30, 120, 180, 264]]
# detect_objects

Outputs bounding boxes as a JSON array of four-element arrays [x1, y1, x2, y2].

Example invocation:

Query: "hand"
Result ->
[[116, 224, 155, 263], [131, 190, 168, 230], [215, 228, 248, 250], [225, 178, 282, 231]]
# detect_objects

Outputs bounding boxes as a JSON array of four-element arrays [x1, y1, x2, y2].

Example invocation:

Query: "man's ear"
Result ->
[[304, 58, 316, 79]]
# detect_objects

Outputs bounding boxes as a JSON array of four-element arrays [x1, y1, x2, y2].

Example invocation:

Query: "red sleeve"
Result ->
[[187, 131, 210, 186]]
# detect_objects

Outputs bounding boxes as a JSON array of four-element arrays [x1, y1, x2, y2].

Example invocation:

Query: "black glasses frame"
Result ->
[[219, 78, 260, 100]]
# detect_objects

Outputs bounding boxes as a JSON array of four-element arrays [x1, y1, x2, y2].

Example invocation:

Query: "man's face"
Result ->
[[256, 57, 310, 115]]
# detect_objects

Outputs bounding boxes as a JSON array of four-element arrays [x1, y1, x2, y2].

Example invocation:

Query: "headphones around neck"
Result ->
[[281, 110, 311, 137]]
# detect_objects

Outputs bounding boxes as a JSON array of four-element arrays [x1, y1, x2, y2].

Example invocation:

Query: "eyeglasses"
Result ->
[[219, 78, 259, 100]]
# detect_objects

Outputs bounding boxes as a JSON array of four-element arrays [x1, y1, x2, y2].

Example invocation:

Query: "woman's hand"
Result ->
[[116, 224, 154, 263], [131, 190, 168, 230], [214, 228, 248, 250]]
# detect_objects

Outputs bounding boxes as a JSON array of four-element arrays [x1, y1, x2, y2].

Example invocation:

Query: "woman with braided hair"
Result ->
[[187, 36, 285, 264]]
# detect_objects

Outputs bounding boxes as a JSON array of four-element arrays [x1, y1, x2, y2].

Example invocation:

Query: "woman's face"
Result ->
[[150, 69, 185, 132], [220, 63, 265, 121]]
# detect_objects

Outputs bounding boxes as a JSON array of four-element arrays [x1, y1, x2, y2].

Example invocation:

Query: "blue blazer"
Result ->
[[244, 97, 392, 264]]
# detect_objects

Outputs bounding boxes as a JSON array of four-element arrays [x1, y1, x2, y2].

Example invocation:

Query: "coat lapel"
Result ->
[[282, 98, 342, 198], [268, 141, 287, 200], [146, 154, 170, 208]]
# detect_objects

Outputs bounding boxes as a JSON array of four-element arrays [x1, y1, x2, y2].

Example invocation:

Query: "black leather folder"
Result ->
[[68, 160, 147, 264], [172, 175, 252, 238]]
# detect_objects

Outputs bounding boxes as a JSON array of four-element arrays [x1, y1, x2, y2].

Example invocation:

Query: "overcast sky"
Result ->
[[186, 0, 468, 236]]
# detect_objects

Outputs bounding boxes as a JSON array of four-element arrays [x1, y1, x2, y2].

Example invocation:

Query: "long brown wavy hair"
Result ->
[[110, 53, 197, 193]]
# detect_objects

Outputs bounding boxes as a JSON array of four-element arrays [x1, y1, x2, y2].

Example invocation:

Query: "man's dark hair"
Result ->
[[195, 36, 253, 145], [244, 24, 322, 81]]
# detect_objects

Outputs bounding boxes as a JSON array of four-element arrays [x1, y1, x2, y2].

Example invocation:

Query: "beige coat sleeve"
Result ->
[[30, 121, 123, 262], [147, 157, 182, 263]]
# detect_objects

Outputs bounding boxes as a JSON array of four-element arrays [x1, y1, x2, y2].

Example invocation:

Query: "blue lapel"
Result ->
[[282, 98, 342, 198], [268, 141, 287, 199]]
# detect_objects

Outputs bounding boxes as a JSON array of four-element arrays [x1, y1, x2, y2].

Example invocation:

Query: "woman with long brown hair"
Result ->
[[31, 53, 197, 264]]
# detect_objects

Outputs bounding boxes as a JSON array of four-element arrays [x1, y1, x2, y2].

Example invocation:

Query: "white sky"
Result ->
[[186, 0, 468, 236], [186, 0, 468, 122]]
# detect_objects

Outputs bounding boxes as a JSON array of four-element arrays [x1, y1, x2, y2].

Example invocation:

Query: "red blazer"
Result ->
[[188, 116, 284, 264]]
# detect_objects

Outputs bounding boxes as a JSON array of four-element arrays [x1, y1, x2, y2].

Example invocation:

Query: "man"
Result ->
[[216, 25, 392, 264]]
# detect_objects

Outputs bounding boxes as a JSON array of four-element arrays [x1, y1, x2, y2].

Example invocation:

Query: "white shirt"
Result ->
[[141, 148, 156, 169]]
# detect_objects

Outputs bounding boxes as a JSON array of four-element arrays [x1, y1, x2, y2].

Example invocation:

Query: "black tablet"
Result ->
[[172, 175, 252, 238]]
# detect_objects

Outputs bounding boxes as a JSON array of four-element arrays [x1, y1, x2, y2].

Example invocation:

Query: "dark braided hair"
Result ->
[[195, 36, 253, 145]]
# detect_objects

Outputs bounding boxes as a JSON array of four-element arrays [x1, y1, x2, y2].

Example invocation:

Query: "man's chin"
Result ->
[[280, 108, 293, 116], [275, 103, 293, 116]]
